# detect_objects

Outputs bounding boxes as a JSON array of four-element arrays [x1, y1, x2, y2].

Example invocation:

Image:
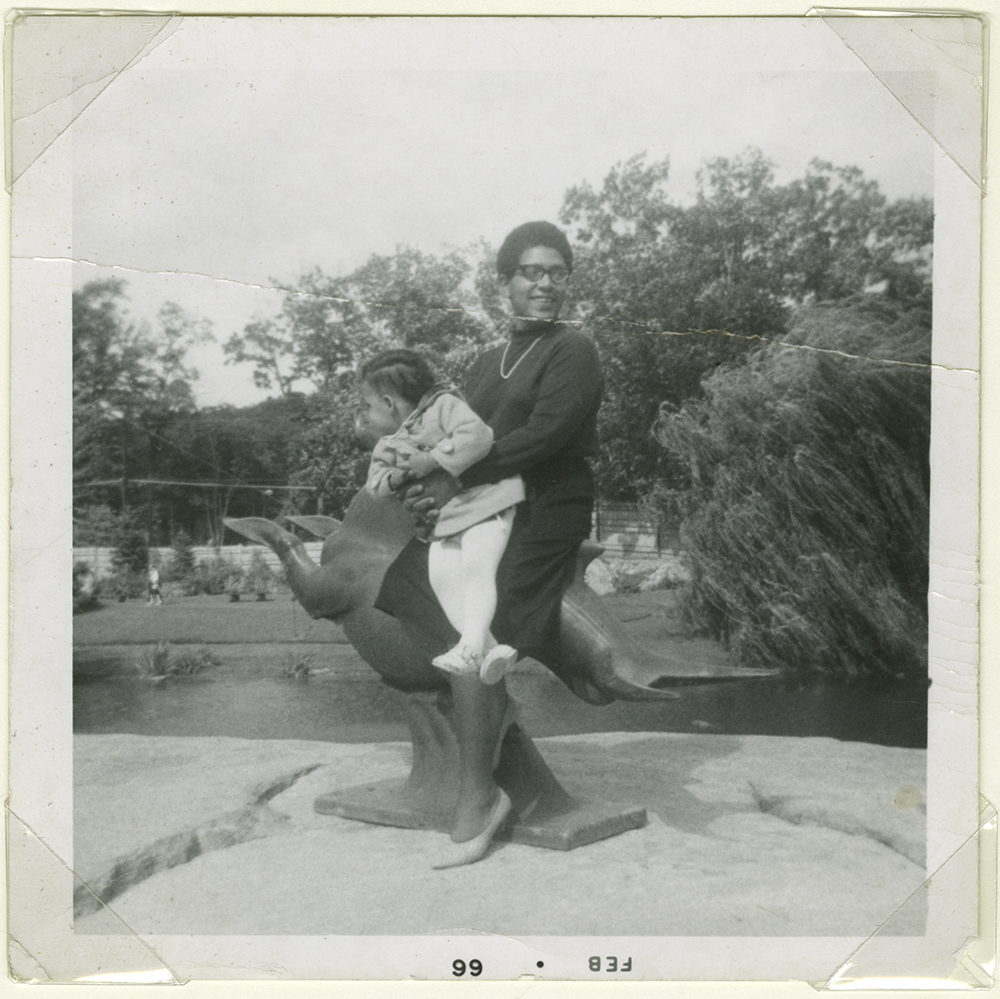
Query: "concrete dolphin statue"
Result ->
[[225, 483, 773, 702]]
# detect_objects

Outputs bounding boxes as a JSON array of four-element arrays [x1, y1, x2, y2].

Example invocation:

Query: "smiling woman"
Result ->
[[372, 220, 613, 866], [503, 247, 570, 324]]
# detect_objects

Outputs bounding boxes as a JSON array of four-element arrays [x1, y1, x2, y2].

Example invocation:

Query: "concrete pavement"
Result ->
[[74, 731, 926, 938]]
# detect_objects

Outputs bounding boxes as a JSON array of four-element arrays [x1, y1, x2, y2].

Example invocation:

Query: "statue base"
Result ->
[[315, 778, 646, 851], [314, 689, 647, 851]]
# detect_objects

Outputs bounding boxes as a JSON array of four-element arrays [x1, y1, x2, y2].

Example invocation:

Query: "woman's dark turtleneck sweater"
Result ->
[[459, 321, 603, 489]]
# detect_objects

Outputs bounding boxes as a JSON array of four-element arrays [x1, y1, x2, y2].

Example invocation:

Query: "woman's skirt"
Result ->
[[375, 459, 594, 674]]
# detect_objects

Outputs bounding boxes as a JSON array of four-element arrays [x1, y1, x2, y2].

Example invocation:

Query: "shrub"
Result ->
[[167, 529, 197, 582], [281, 649, 317, 680], [111, 528, 149, 576], [106, 526, 150, 601], [191, 555, 244, 596], [134, 642, 218, 678], [109, 567, 147, 601], [135, 641, 173, 678], [171, 645, 220, 675], [72, 561, 101, 614], [244, 551, 276, 600], [652, 297, 930, 681]]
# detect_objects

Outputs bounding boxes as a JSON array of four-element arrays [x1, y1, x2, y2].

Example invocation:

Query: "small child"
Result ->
[[359, 349, 523, 683]]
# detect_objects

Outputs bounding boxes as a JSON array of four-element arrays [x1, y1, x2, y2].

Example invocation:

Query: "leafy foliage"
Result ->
[[135, 641, 174, 678], [167, 529, 197, 581], [224, 246, 495, 397], [651, 297, 931, 680], [134, 641, 219, 678], [219, 246, 502, 519], [285, 380, 370, 518], [73, 280, 212, 492], [72, 562, 101, 614], [74, 504, 128, 546], [244, 551, 276, 598], [110, 529, 149, 575], [191, 556, 245, 597], [171, 645, 221, 675], [559, 150, 933, 499], [73, 147, 935, 648], [154, 397, 304, 543], [108, 526, 150, 601]]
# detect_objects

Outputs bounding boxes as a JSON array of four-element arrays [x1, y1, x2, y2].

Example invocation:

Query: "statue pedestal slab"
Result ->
[[315, 779, 646, 851], [314, 688, 647, 851]]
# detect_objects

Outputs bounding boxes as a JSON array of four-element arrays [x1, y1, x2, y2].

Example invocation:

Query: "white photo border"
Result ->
[[5, 3, 995, 994]]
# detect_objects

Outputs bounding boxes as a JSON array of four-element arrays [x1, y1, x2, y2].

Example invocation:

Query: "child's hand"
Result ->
[[386, 468, 411, 491], [400, 450, 440, 479]]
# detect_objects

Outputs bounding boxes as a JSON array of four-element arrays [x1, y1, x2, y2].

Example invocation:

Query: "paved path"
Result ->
[[74, 731, 926, 940]]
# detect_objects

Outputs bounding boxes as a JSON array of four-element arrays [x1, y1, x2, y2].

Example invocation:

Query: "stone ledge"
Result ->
[[74, 732, 926, 937]]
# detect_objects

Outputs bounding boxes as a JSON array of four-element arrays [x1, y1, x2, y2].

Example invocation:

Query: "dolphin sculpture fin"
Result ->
[[225, 516, 302, 554], [285, 515, 342, 539]]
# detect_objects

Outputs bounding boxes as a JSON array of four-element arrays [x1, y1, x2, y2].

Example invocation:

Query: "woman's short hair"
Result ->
[[359, 349, 438, 406], [496, 221, 573, 279]]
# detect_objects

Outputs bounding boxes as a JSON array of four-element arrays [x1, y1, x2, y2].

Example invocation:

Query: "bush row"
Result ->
[[74, 545, 286, 608]]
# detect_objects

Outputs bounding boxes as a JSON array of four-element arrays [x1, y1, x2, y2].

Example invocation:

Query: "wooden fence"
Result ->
[[592, 500, 669, 557]]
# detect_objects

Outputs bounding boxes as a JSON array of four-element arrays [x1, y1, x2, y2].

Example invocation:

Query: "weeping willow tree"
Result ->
[[652, 296, 931, 681]]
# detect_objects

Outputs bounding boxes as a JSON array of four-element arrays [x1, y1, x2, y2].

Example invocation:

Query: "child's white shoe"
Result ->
[[480, 645, 518, 685], [432, 644, 481, 677]]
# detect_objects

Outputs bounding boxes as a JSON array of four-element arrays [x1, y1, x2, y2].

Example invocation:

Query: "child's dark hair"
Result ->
[[359, 349, 437, 405]]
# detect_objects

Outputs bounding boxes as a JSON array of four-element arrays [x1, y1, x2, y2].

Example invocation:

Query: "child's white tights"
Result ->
[[427, 508, 515, 660]]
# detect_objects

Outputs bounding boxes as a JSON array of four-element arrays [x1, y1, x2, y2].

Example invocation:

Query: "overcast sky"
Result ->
[[65, 16, 935, 407]]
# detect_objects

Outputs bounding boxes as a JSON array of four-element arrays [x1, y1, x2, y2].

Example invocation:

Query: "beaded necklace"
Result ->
[[500, 335, 543, 380]]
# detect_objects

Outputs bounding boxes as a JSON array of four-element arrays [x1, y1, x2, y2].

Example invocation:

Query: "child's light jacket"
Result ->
[[366, 386, 524, 538]]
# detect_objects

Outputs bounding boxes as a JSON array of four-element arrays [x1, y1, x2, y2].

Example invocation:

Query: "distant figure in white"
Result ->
[[147, 565, 162, 606], [359, 349, 522, 684]]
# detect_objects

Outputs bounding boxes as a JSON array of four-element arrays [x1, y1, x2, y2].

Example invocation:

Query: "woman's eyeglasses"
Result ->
[[515, 265, 571, 285]]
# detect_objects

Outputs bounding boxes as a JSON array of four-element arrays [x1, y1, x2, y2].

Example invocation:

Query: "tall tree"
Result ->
[[221, 315, 301, 398], [144, 396, 306, 543], [559, 150, 933, 498], [224, 246, 494, 397], [561, 155, 776, 497], [285, 375, 371, 520], [73, 279, 213, 524]]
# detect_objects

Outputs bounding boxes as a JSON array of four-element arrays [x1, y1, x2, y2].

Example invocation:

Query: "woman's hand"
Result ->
[[385, 468, 411, 492], [401, 467, 461, 532]]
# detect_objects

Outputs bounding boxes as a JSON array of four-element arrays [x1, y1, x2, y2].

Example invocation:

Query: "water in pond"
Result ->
[[74, 654, 927, 748]]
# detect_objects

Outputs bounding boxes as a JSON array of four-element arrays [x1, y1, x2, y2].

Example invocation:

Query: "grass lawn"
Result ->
[[75, 589, 689, 646], [74, 590, 689, 648], [74, 594, 348, 646]]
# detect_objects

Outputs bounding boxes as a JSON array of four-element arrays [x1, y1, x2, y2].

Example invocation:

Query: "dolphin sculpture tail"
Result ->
[[563, 541, 776, 701]]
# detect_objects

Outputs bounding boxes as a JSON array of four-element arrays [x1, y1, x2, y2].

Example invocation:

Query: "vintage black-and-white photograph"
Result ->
[[9, 12, 984, 985]]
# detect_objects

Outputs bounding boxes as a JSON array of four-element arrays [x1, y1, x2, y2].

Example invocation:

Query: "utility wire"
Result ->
[[80, 478, 316, 491], [87, 410, 321, 502]]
